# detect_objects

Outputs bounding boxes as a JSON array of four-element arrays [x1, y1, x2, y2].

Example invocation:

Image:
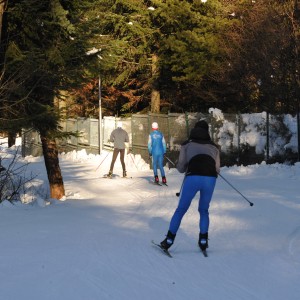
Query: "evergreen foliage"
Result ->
[[1, 0, 97, 134], [1, 0, 300, 122], [69, 0, 235, 114]]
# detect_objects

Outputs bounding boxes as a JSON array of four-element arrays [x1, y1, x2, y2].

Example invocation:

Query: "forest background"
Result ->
[[1, 0, 300, 199]]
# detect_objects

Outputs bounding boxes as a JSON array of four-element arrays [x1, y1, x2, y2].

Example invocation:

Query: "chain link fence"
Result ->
[[22, 111, 300, 167]]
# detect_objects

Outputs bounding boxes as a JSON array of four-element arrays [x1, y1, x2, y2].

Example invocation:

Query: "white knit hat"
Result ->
[[152, 122, 158, 129], [117, 121, 123, 128]]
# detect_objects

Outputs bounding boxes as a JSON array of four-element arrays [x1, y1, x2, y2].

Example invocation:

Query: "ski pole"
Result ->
[[128, 151, 139, 171], [176, 176, 185, 197], [164, 155, 175, 166], [219, 174, 254, 207], [95, 151, 110, 171]]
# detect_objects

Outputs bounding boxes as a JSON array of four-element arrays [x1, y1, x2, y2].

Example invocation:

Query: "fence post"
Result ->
[[76, 118, 79, 150], [148, 112, 151, 132], [297, 106, 300, 161], [21, 129, 26, 157], [98, 75, 103, 154], [266, 111, 270, 162], [209, 111, 214, 142], [167, 112, 171, 149], [89, 118, 92, 152], [185, 112, 189, 139], [236, 112, 241, 165], [131, 117, 134, 153]]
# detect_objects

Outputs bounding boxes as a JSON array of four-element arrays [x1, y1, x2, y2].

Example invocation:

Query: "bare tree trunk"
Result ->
[[7, 131, 16, 147], [0, 0, 7, 42], [40, 135, 65, 199], [151, 89, 160, 113], [150, 53, 161, 113]]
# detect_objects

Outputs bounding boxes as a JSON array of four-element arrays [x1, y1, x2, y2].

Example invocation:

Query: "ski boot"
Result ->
[[154, 175, 159, 184], [162, 176, 167, 184], [160, 230, 176, 250], [198, 232, 208, 251], [123, 170, 127, 178]]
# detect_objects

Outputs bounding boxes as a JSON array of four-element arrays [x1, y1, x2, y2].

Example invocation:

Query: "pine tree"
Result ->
[[74, 0, 235, 113], [2, 0, 97, 199], [151, 0, 233, 110]]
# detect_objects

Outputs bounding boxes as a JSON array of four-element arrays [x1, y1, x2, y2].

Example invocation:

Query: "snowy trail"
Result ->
[[0, 150, 300, 300], [61, 158, 300, 300]]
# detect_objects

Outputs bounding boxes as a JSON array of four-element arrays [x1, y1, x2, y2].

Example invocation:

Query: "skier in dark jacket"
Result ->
[[107, 121, 129, 178], [160, 120, 220, 253]]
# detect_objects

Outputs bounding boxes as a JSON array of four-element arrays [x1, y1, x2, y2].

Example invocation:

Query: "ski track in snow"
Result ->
[[288, 226, 300, 263]]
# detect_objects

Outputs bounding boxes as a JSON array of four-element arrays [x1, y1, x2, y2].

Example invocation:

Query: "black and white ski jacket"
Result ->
[[176, 127, 220, 177]]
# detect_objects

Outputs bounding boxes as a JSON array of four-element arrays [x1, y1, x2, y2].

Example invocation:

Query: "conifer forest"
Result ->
[[1, 1, 300, 120], [1, 1, 300, 196]]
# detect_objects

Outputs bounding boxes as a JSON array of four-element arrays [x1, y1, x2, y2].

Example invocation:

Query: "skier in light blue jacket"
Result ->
[[148, 122, 167, 184]]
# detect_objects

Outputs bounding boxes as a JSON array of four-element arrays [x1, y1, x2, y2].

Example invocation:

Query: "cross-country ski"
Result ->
[[103, 174, 132, 179], [201, 249, 208, 257], [151, 240, 173, 258], [150, 180, 162, 186]]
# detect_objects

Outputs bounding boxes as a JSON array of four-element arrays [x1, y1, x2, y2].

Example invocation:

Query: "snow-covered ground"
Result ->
[[0, 138, 299, 300]]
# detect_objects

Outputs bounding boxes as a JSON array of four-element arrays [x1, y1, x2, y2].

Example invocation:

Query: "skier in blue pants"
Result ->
[[148, 122, 167, 184], [160, 120, 220, 252]]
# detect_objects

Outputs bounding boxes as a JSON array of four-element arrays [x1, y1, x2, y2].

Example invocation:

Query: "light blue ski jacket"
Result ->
[[148, 130, 167, 156]]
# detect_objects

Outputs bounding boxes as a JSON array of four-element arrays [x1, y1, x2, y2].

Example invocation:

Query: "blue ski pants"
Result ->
[[169, 175, 216, 235], [152, 153, 165, 177]]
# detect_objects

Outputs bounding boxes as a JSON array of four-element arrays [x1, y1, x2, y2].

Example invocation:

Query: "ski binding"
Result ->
[[151, 240, 172, 258]]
